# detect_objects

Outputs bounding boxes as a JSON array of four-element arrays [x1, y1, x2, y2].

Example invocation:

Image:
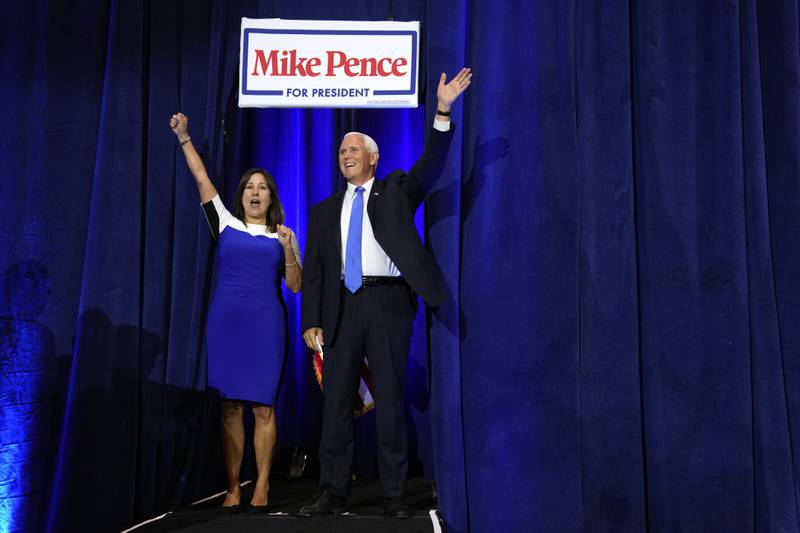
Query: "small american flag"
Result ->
[[313, 351, 375, 417]]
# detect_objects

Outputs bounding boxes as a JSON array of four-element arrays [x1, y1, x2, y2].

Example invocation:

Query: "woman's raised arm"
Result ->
[[170, 112, 218, 204]]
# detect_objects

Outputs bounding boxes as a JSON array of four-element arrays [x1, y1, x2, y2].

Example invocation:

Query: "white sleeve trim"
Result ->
[[433, 118, 451, 132]]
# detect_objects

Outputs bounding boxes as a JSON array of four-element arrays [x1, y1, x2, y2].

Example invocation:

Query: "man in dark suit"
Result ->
[[299, 67, 472, 519]]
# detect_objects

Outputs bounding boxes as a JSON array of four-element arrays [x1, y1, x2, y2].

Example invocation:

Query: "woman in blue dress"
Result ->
[[170, 112, 301, 512]]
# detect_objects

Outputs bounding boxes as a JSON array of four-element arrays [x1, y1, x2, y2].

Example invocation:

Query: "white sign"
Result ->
[[238, 18, 420, 108]]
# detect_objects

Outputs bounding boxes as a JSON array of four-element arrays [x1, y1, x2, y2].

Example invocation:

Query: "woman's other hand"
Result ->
[[276, 224, 294, 248]]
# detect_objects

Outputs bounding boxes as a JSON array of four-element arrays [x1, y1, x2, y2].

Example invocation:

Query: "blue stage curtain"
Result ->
[[2, 1, 800, 533], [424, 0, 800, 532], [1, 1, 251, 531]]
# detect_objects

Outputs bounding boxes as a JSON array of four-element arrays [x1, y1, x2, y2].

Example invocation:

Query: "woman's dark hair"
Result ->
[[232, 168, 285, 231]]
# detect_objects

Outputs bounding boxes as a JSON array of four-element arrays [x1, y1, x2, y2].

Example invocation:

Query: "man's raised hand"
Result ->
[[437, 67, 472, 113]]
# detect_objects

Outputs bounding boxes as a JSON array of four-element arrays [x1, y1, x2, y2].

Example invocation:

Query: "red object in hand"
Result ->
[[313, 352, 375, 417]]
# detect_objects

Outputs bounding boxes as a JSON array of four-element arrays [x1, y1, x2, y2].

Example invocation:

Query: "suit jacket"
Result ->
[[302, 124, 455, 346]]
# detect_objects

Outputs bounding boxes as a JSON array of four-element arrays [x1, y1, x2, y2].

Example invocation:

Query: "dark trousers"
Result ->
[[319, 283, 416, 498]]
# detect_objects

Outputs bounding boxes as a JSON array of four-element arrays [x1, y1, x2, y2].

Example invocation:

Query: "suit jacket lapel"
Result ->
[[367, 178, 384, 228], [333, 189, 346, 263]]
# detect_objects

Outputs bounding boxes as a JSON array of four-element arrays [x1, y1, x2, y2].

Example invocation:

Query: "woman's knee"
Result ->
[[222, 400, 245, 419], [252, 404, 274, 424]]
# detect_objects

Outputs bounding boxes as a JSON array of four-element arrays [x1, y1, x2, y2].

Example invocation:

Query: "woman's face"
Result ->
[[242, 173, 271, 223]]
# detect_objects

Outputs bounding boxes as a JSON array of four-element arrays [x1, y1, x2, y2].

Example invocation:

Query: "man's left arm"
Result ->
[[404, 68, 472, 207]]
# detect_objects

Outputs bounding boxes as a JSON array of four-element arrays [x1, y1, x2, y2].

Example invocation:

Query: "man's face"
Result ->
[[339, 134, 377, 185]]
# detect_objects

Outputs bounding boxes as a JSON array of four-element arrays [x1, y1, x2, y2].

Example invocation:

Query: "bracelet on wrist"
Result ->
[[436, 109, 451, 117], [180, 136, 191, 146], [285, 261, 298, 268]]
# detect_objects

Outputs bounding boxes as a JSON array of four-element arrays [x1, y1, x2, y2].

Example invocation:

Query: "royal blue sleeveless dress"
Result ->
[[202, 195, 298, 405]]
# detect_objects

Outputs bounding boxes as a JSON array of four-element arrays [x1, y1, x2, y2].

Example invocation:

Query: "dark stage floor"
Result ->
[[126, 478, 440, 533]]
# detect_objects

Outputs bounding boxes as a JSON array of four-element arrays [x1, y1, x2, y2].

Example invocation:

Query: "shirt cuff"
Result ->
[[433, 118, 451, 132]]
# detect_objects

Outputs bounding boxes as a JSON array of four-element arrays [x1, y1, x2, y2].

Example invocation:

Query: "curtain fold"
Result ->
[[630, 1, 755, 529], [742, 0, 800, 526], [575, 1, 646, 531], [424, 0, 470, 529], [750, 0, 800, 529]]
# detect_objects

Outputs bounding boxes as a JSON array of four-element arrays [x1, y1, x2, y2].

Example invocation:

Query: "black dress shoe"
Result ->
[[297, 489, 347, 517], [383, 497, 411, 519], [247, 503, 268, 514]]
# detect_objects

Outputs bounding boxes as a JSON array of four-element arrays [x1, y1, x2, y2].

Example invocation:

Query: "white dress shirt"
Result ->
[[340, 177, 399, 277], [339, 118, 451, 277]]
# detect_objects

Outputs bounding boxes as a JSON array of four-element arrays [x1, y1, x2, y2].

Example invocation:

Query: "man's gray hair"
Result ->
[[343, 131, 379, 154]]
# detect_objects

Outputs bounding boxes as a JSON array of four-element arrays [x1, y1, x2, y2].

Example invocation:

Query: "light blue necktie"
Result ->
[[344, 186, 365, 293]]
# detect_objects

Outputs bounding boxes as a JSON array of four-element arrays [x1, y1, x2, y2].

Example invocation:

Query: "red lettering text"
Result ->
[[251, 49, 321, 77], [251, 49, 407, 78], [325, 50, 408, 77]]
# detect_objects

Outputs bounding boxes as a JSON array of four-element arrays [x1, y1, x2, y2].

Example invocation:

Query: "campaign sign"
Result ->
[[239, 18, 420, 108]]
